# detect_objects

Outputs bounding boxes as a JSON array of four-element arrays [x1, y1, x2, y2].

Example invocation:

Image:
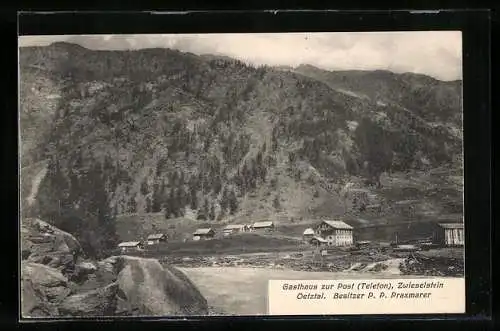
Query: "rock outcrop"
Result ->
[[20, 219, 209, 318], [59, 282, 119, 316], [21, 262, 71, 317], [114, 256, 208, 316], [21, 218, 82, 275]]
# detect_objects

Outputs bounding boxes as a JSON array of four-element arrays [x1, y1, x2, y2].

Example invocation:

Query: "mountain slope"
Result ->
[[19, 42, 464, 252]]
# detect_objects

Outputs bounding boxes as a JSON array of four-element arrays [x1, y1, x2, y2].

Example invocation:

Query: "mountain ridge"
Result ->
[[19, 41, 463, 256]]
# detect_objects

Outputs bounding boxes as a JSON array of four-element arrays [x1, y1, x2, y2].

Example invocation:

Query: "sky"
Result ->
[[19, 32, 462, 81]]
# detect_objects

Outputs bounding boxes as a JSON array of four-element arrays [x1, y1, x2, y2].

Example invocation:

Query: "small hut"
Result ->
[[118, 241, 144, 253], [193, 228, 216, 240], [146, 233, 167, 245], [302, 228, 315, 241]]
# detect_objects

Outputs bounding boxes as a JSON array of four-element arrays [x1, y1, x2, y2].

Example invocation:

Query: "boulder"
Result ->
[[21, 218, 82, 274], [20, 220, 208, 317], [114, 256, 208, 316], [21, 262, 71, 318], [59, 282, 118, 317], [21, 277, 59, 317], [77, 261, 98, 274], [70, 261, 98, 284]]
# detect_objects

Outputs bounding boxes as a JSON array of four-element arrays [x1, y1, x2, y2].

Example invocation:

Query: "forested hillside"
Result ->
[[19, 42, 463, 256]]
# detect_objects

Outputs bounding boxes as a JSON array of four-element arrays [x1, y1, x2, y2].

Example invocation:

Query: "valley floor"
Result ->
[[162, 246, 464, 315]]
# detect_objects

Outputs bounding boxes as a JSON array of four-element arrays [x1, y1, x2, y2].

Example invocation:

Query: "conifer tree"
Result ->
[[203, 198, 210, 218], [273, 194, 281, 210], [140, 179, 148, 196], [189, 186, 198, 210], [168, 187, 176, 216], [128, 196, 137, 213], [209, 203, 216, 221], [220, 186, 229, 212], [145, 196, 153, 213], [152, 183, 162, 212], [176, 187, 186, 217], [229, 189, 238, 215]]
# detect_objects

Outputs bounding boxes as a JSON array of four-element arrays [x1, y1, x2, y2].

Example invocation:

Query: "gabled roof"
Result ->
[[224, 224, 245, 230], [118, 241, 141, 247], [438, 223, 464, 229], [303, 228, 315, 235], [193, 228, 214, 235], [252, 221, 274, 228], [311, 236, 327, 243], [147, 233, 166, 240], [320, 220, 353, 230]]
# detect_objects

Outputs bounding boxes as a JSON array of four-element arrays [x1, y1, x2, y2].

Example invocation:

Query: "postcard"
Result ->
[[19, 31, 464, 318]]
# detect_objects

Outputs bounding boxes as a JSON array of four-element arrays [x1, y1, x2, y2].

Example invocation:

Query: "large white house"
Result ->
[[313, 220, 354, 247]]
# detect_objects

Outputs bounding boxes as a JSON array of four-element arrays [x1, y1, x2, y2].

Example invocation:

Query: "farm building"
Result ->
[[222, 224, 247, 236], [433, 223, 464, 247], [146, 233, 167, 245], [313, 220, 354, 247], [250, 221, 275, 232], [310, 236, 328, 246], [193, 228, 216, 240], [118, 241, 144, 253], [303, 228, 315, 241]]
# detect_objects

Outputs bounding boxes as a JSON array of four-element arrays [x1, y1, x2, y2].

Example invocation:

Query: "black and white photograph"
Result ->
[[19, 32, 464, 317]]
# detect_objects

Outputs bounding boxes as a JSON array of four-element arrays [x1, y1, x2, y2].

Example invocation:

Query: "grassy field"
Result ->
[[140, 233, 305, 258], [180, 266, 443, 315]]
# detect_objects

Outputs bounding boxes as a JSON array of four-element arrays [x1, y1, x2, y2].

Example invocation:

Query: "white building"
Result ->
[[313, 220, 354, 247]]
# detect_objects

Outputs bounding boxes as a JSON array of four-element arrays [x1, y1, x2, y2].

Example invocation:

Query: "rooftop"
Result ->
[[438, 223, 464, 229], [147, 233, 166, 240], [118, 241, 141, 247], [193, 228, 214, 235], [224, 224, 245, 230], [252, 221, 274, 228], [303, 228, 315, 235], [311, 236, 328, 243], [320, 220, 353, 230]]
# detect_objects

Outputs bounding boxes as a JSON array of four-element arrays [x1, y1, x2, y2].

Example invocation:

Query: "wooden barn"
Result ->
[[251, 221, 275, 232], [433, 223, 464, 247], [222, 224, 247, 236], [193, 228, 216, 240], [146, 233, 167, 245], [313, 220, 354, 247], [118, 241, 144, 253]]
